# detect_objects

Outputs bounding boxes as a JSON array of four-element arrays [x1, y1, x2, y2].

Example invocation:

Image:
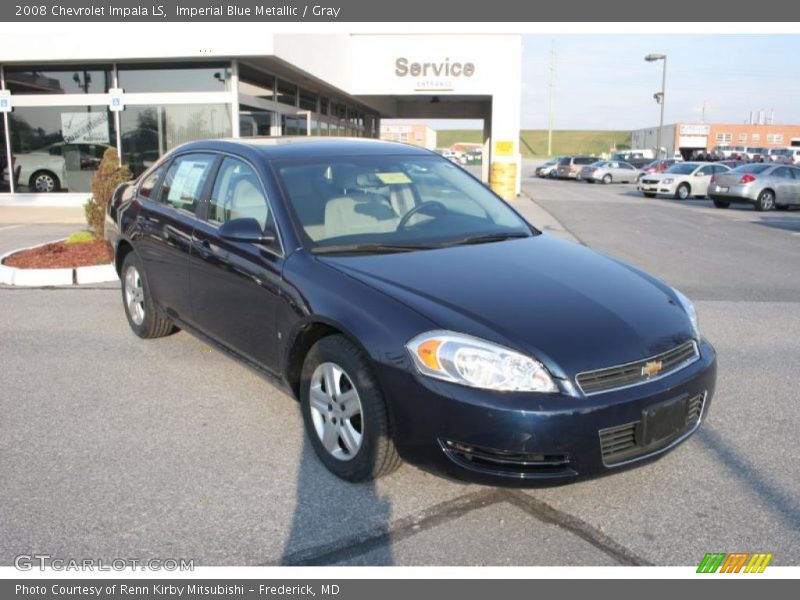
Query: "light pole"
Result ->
[[645, 53, 667, 159]]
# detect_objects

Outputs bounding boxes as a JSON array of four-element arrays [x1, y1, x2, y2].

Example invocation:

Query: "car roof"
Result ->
[[173, 137, 434, 160]]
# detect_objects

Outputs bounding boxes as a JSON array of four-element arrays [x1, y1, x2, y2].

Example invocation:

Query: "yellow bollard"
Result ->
[[490, 161, 517, 201]]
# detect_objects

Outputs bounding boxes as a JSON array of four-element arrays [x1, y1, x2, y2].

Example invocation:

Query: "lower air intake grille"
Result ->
[[599, 392, 705, 466], [441, 439, 573, 477]]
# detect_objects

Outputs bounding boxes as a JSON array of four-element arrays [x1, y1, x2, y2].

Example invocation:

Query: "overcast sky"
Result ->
[[389, 34, 800, 131]]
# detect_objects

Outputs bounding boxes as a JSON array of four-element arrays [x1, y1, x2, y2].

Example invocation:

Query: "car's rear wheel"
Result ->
[[300, 335, 401, 482], [755, 190, 775, 211], [676, 183, 690, 200], [121, 253, 175, 339], [643, 192, 656, 198], [602, 174, 612, 184], [712, 199, 730, 208], [29, 170, 60, 193]]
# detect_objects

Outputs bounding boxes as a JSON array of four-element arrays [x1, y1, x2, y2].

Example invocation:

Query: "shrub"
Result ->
[[65, 231, 95, 245], [84, 148, 132, 240]]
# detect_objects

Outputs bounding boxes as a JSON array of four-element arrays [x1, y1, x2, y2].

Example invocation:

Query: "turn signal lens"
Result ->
[[406, 331, 558, 393]]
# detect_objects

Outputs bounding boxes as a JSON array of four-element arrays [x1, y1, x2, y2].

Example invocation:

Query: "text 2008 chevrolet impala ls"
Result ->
[[106, 138, 717, 486]]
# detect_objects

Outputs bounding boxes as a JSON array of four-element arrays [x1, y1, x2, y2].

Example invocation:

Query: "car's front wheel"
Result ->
[[755, 190, 775, 211], [29, 170, 60, 193], [121, 252, 175, 339], [676, 183, 691, 200], [300, 335, 401, 482]]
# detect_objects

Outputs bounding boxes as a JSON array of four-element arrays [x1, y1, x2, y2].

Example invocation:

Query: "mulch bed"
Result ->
[[3, 240, 113, 269]]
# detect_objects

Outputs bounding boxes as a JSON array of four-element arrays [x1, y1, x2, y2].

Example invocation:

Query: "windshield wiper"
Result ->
[[311, 242, 435, 255], [437, 231, 530, 248]]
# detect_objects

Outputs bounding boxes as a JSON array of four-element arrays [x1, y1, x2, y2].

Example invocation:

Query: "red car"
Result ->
[[638, 159, 681, 180]]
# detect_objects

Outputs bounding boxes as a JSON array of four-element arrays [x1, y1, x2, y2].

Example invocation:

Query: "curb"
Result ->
[[516, 191, 582, 245], [0, 239, 119, 287]]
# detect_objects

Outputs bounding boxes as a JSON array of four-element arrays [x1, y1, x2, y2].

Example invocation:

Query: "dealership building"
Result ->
[[631, 122, 800, 159], [0, 25, 521, 204]]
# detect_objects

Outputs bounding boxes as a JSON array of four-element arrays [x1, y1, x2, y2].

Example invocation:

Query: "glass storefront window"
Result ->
[[238, 65, 276, 101], [277, 79, 297, 107], [4, 65, 113, 95], [281, 114, 308, 136], [7, 105, 116, 193], [119, 63, 231, 93], [120, 104, 231, 177], [299, 88, 318, 112], [239, 106, 274, 137], [320, 97, 329, 116]]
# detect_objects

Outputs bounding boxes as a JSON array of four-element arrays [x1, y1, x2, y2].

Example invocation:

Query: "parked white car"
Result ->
[[638, 162, 731, 200], [8, 150, 68, 192]]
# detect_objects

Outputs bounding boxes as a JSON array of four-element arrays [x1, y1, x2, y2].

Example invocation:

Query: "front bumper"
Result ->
[[638, 181, 675, 195], [378, 338, 717, 486]]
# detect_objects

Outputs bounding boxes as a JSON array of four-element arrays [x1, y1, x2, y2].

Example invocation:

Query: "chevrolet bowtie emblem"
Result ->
[[642, 360, 664, 377]]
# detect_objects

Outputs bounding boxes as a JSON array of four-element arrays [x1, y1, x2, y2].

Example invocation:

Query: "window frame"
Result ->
[[154, 152, 219, 218]]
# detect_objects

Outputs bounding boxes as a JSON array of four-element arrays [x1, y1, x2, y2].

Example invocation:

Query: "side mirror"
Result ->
[[219, 217, 276, 245]]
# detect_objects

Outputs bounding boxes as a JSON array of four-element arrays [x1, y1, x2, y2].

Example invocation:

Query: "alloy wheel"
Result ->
[[124, 265, 145, 325], [33, 173, 56, 193], [309, 362, 364, 461]]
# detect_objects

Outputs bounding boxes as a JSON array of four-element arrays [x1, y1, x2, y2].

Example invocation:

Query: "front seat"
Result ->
[[229, 177, 268, 230]]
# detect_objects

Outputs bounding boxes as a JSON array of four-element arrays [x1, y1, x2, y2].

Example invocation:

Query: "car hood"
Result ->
[[319, 235, 694, 377]]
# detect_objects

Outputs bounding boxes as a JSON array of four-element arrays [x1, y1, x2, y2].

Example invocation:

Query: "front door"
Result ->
[[188, 156, 284, 372]]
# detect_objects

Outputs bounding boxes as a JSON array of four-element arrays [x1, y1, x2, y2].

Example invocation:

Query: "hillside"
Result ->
[[435, 129, 632, 158]]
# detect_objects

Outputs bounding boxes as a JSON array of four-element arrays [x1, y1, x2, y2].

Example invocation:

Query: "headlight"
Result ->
[[406, 331, 558, 393], [662, 178, 674, 184], [673, 288, 699, 337]]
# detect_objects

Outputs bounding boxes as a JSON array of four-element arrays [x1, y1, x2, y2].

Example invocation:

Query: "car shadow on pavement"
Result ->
[[278, 436, 394, 566], [755, 218, 800, 233], [697, 426, 800, 533]]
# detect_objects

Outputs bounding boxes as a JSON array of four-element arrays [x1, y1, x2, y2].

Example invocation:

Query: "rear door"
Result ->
[[772, 167, 798, 206], [694, 164, 715, 195], [134, 153, 216, 322], [189, 155, 284, 372]]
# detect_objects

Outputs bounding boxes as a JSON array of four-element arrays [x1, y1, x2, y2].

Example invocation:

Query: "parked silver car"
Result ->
[[638, 162, 731, 200], [708, 163, 800, 211], [579, 160, 639, 184], [535, 156, 564, 178]]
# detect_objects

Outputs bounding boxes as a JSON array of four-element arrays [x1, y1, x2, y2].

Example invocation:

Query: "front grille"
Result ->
[[599, 392, 705, 466], [642, 178, 660, 184], [576, 340, 699, 395], [441, 439, 574, 477]]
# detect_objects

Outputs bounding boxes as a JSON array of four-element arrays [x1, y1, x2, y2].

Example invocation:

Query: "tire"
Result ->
[[755, 190, 775, 212], [712, 199, 730, 209], [29, 170, 60, 193], [643, 192, 656, 198], [300, 335, 401, 482], [675, 183, 691, 200], [602, 174, 612, 184], [120, 252, 175, 339]]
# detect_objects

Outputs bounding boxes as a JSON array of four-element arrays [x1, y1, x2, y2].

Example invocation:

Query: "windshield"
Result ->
[[665, 163, 698, 175], [273, 155, 533, 253]]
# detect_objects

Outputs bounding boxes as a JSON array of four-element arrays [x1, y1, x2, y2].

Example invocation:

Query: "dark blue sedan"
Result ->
[[106, 138, 717, 486]]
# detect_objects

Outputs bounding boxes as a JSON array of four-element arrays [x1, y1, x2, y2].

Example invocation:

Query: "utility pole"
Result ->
[[701, 101, 706, 123], [547, 40, 556, 157]]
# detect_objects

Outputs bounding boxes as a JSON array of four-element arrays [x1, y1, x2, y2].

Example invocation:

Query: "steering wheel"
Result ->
[[397, 201, 448, 231]]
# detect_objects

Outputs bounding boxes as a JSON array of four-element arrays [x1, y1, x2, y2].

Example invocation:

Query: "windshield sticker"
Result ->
[[375, 172, 413, 185]]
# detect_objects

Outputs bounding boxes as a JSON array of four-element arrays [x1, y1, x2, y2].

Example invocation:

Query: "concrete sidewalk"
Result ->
[[0, 205, 85, 225]]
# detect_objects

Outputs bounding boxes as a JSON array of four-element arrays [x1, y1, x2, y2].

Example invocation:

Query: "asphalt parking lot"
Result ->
[[2, 167, 799, 566]]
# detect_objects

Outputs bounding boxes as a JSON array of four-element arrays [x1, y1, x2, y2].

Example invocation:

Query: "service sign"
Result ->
[[61, 112, 110, 144], [680, 124, 711, 135]]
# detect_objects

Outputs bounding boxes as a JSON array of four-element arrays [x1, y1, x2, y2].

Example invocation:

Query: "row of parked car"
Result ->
[[535, 154, 800, 211]]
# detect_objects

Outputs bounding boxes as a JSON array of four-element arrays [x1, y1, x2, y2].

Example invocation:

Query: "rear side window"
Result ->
[[772, 167, 793, 179], [157, 153, 216, 214], [558, 157, 571, 165]]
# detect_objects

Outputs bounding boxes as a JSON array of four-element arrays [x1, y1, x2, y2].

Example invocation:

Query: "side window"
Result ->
[[712, 165, 728, 174], [138, 165, 165, 199], [157, 154, 215, 214], [697, 166, 713, 176], [209, 157, 270, 231]]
